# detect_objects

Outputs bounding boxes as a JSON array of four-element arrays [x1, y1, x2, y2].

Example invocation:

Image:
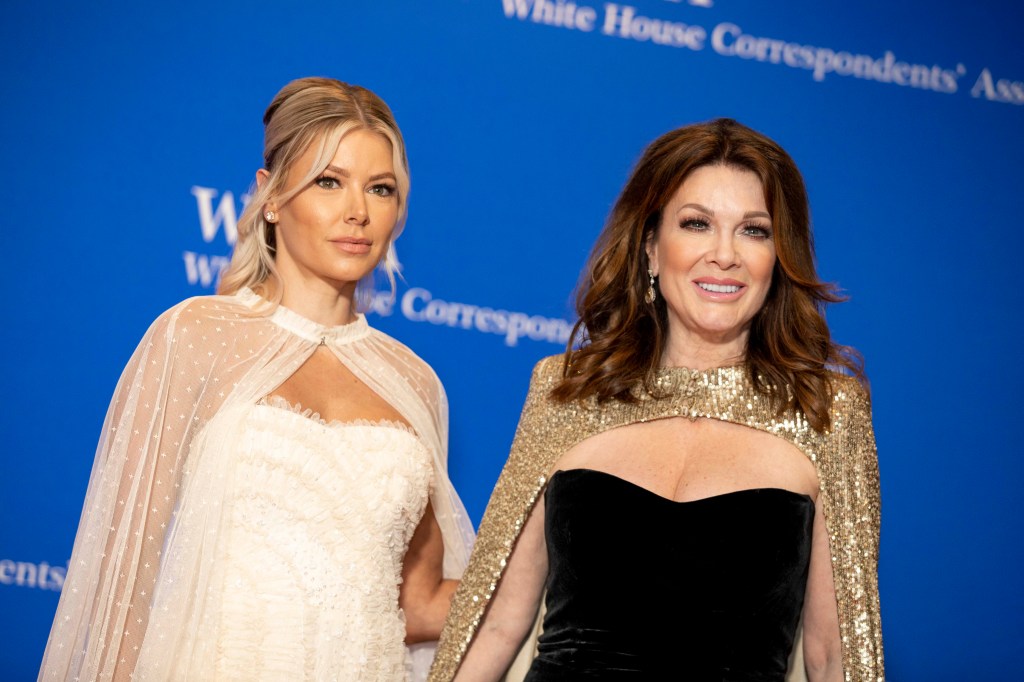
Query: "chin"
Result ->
[[692, 316, 740, 332], [324, 267, 375, 284], [694, 321, 749, 340]]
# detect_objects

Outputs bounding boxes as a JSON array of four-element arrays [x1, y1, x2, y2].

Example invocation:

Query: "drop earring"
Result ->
[[645, 269, 657, 304]]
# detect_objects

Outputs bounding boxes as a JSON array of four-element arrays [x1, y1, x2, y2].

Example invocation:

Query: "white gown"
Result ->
[[38, 289, 474, 681]]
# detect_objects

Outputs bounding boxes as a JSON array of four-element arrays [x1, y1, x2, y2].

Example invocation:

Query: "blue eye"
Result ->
[[742, 224, 772, 239]]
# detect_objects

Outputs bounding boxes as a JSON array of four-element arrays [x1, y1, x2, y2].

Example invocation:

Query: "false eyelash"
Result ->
[[679, 217, 711, 230]]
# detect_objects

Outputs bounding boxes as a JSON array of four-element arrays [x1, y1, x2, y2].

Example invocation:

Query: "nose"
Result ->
[[345, 190, 369, 226], [708, 229, 741, 270], [707, 231, 739, 269]]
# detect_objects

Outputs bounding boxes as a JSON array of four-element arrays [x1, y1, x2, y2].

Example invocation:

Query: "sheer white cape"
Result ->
[[38, 289, 475, 681]]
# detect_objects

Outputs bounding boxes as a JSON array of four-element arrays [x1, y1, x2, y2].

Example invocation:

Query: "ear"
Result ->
[[644, 231, 659, 277], [255, 169, 278, 213]]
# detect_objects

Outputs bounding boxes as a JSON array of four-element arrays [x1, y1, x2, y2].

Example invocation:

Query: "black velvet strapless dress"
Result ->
[[524, 468, 814, 682]]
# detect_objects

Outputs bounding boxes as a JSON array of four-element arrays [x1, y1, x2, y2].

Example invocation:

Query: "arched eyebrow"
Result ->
[[678, 203, 771, 220], [324, 164, 397, 183]]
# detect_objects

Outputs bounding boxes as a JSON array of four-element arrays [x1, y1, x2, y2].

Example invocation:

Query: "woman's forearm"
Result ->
[[404, 578, 459, 643]]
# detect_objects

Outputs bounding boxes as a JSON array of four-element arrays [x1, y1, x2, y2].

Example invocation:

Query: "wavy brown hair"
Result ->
[[552, 118, 863, 432]]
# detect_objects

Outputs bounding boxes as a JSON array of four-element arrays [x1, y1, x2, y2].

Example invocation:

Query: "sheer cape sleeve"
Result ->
[[39, 292, 474, 682], [39, 298, 243, 680], [334, 319, 476, 680]]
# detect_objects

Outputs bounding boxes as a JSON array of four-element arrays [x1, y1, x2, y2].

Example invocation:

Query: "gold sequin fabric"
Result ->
[[429, 355, 883, 682]]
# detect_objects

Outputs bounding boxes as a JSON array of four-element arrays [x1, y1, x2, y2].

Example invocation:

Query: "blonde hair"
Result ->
[[218, 77, 410, 305]]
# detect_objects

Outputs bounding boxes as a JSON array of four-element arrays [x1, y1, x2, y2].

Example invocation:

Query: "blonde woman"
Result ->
[[39, 77, 474, 681]]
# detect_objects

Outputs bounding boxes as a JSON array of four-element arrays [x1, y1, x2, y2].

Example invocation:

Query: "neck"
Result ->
[[660, 328, 747, 370], [265, 273, 359, 327]]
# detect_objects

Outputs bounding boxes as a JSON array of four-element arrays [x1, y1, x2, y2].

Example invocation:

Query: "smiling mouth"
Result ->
[[697, 282, 742, 294]]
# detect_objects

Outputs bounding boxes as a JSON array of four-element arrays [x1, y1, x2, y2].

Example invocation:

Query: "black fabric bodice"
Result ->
[[525, 468, 814, 682]]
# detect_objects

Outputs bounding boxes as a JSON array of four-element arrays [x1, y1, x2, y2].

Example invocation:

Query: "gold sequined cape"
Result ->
[[429, 355, 883, 682]]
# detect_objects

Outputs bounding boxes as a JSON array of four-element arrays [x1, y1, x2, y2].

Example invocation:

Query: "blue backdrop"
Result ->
[[3, 1, 1022, 679]]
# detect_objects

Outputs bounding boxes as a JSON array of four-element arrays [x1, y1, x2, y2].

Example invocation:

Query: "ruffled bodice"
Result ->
[[153, 398, 434, 681]]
